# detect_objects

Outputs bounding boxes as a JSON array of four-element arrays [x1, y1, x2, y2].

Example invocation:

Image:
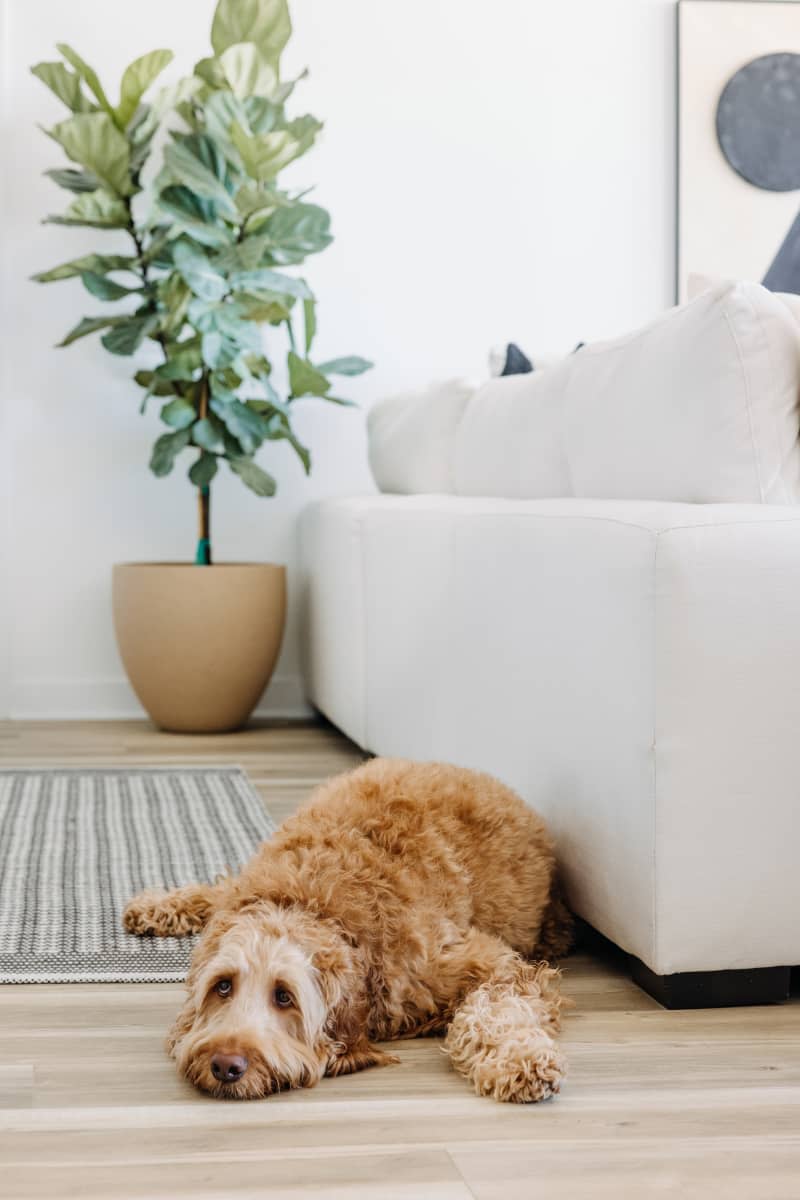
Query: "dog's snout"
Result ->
[[211, 1053, 249, 1083]]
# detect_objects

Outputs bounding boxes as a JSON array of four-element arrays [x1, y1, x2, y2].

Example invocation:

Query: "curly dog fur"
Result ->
[[124, 759, 574, 1103]]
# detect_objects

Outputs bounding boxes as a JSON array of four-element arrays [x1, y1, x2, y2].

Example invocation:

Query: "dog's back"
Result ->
[[256, 758, 568, 960]]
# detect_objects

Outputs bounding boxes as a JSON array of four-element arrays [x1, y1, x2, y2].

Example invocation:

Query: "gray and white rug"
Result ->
[[0, 767, 276, 984]]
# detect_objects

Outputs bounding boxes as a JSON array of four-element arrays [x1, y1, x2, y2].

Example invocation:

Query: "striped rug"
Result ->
[[0, 767, 275, 984]]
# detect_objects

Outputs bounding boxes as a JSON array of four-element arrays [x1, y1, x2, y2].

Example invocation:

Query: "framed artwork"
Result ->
[[677, 0, 800, 301]]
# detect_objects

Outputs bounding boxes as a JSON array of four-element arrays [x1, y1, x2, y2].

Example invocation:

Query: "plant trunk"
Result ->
[[195, 375, 212, 565], [196, 486, 211, 565]]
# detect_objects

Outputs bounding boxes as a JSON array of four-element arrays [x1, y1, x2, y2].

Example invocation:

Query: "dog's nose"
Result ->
[[211, 1053, 249, 1083]]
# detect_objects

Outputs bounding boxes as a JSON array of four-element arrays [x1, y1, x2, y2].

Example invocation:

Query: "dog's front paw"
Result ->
[[123, 889, 174, 937], [463, 1034, 566, 1103], [444, 984, 567, 1103]]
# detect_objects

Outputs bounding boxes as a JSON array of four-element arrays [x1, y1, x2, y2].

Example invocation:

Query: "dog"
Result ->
[[123, 758, 574, 1103]]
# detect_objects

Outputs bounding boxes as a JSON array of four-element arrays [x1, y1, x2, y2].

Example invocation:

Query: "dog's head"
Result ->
[[168, 902, 362, 1099]]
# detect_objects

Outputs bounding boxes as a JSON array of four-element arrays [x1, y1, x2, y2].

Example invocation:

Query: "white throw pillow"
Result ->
[[453, 281, 800, 504], [452, 362, 574, 499], [688, 272, 800, 331], [367, 378, 475, 494]]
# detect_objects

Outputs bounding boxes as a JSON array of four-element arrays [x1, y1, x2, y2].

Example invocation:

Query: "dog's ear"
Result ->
[[308, 927, 397, 1075], [166, 911, 232, 1058], [166, 996, 197, 1058]]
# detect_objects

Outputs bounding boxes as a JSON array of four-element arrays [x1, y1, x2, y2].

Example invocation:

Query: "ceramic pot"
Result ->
[[112, 563, 286, 733]]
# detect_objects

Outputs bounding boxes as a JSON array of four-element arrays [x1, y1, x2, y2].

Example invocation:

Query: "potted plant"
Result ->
[[31, 0, 370, 733]]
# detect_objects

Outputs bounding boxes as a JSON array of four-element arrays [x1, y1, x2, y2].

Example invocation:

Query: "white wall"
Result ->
[[0, 0, 676, 720]]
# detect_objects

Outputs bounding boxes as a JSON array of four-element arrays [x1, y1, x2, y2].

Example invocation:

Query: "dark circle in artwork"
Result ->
[[716, 52, 800, 192]]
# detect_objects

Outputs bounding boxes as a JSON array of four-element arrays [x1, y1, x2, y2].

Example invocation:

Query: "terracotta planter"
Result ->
[[112, 563, 286, 734]]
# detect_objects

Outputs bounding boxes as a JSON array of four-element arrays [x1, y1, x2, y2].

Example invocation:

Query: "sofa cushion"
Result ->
[[457, 282, 800, 503], [367, 377, 473, 495], [368, 282, 800, 504]]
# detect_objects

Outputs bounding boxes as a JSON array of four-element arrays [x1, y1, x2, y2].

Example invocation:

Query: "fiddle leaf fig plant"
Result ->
[[32, 0, 371, 564]]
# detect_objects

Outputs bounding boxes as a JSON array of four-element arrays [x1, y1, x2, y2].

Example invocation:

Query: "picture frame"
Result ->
[[677, 0, 800, 300]]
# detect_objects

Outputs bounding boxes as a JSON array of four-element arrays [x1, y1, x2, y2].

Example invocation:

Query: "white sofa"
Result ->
[[300, 283, 800, 1007]]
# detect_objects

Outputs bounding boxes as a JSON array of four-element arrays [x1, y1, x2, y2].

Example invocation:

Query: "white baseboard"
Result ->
[[8, 674, 313, 721]]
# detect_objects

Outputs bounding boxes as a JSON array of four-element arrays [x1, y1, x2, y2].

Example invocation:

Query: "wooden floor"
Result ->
[[1, 720, 798, 1200]]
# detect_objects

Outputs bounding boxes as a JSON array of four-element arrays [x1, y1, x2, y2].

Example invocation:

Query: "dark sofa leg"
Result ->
[[629, 959, 791, 1009]]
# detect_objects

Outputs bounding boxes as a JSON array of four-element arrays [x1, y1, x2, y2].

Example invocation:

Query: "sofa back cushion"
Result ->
[[367, 377, 474, 495], [369, 282, 800, 504]]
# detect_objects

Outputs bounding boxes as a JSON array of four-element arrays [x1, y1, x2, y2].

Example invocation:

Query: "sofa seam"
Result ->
[[750, 293, 791, 504], [651, 530, 661, 974], [355, 505, 371, 751], [334, 496, 800, 536], [655, 515, 800, 536], [722, 304, 766, 502], [395, 509, 661, 533], [397, 507, 800, 535]]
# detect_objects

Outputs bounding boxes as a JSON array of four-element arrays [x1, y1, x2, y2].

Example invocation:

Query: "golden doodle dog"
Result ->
[[124, 759, 574, 1103]]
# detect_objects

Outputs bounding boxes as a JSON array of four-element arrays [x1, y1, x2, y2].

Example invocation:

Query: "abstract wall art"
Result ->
[[678, 0, 800, 300]]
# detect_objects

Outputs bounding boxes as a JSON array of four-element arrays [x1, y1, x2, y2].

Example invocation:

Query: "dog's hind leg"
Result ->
[[440, 928, 567, 1103], [123, 880, 229, 937]]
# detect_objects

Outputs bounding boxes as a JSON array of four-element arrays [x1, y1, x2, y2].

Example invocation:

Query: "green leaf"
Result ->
[[202, 90, 249, 154], [194, 56, 228, 90], [192, 417, 223, 450], [150, 428, 191, 477], [44, 166, 100, 192], [163, 136, 237, 217], [288, 351, 330, 397], [263, 203, 332, 265], [213, 233, 272, 274], [231, 124, 302, 181], [31, 61, 93, 113], [235, 181, 280, 222], [173, 242, 228, 302], [210, 387, 269, 453], [44, 189, 129, 229], [228, 456, 277, 497], [287, 431, 311, 474], [56, 43, 116, 121], [47, 113, 132, 196], [80, 271, 141, 301], [155, 274, 193, 337], [219, 43, 278, 100], [267, 420, 311, 474], [32, 254, 137, 283], [188, 451, 218, 488], [243, 354, 273, 380], [236, 292, 292, 323], [134, 369, 175, 398], [57, 315, 119, 347], [154, 349, 202, 381], [303, 298, 316, 353], [116, 49, 174, 128], [211, 0, 291, 67], [157, 186, 233, 248], [201, 330, 237, 370], [231, 266, 311, 299], [286, 114, 323, 153], [244, 95, 284, 133], [316, 356, 373, 377], [160, 397, 197, 429], [190, 300, 264, 352], [101, 314, 157, 355]]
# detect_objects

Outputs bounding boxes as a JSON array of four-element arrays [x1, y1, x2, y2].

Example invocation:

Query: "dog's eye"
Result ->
[[215, 979, 233, 998], [273, 987, 294, 1009]]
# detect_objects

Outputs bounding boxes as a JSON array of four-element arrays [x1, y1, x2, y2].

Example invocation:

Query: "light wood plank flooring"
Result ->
[[0, 720, 798, 1199]]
